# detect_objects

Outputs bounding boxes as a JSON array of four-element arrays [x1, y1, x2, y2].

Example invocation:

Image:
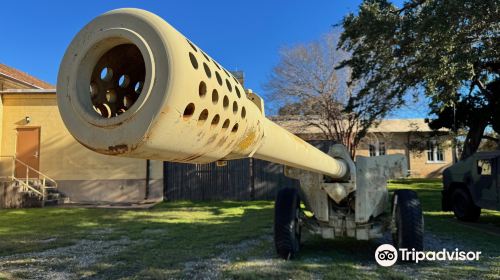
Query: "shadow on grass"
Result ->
[[387, 179, 500, 257], [2, 185, 500, 279], [81, 203, 276, 279], [0, 201, 276, 279]]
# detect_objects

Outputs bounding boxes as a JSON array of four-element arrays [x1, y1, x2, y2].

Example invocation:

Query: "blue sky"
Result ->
[[0, 0, 421, 117]]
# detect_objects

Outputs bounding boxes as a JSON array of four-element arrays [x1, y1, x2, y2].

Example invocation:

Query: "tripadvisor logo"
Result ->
[[375, 244, 481, 266], [375, 244, 398, 267]]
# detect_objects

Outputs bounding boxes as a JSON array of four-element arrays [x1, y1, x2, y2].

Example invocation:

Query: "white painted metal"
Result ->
[[0, 156, 58, 200]]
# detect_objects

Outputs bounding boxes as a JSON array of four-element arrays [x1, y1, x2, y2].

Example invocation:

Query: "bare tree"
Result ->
[[265, 31, 374, 157]]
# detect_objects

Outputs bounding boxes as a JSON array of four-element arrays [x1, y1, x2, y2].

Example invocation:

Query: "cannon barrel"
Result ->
[[57, 8, 348, 179]]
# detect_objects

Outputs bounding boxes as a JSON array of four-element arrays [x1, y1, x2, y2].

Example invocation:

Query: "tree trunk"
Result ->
[[460, 118, 489, 160]]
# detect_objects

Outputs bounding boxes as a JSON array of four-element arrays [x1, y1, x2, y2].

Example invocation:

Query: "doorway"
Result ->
[[15, 127, 41, 178]]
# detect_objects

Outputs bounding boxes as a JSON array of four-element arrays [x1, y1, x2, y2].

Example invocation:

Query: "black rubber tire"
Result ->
[[451, 188, 481, 222], [392, 189, 424, 251], [274, 187, 301, 260]]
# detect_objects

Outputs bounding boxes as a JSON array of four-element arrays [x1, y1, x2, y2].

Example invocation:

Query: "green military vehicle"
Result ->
[[442, 151, 500, 221]]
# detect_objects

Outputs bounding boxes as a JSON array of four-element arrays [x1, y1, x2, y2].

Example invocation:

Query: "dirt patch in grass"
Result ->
[[183, 235, 275, 279], [216, 229, 474, 280], [0, 186, 499, 279], [0, 231, 132, 280]]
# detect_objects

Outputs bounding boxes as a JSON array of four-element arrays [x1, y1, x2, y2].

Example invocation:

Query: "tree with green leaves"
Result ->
[[338, 0, 499, 159]]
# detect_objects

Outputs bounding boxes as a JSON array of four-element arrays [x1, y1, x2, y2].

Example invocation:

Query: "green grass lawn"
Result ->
[[0, 179, 499, 279]]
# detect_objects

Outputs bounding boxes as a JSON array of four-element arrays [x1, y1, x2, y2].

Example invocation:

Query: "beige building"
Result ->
[[0, 63, 163, 204], [272, 116, 453, 178]]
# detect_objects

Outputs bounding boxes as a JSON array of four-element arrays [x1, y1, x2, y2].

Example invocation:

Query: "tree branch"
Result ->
[[394, 0, 427, 14], [482, 135, 500, 142]]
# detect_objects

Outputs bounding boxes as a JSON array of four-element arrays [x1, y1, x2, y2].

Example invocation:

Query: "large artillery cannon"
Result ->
[[57, 8, 424, 259]]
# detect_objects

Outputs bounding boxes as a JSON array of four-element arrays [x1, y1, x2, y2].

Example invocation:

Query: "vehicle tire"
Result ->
[[451, 188, 481, 222], [392, 190, 424, 251], [274, 187, 301, 260]]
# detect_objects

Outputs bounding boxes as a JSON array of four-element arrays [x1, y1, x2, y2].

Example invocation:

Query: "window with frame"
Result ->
[[369, 141, 386, 157], [427, 140, 444, 162], [369, 144, 376, 157], [379, 142, 386, 156]]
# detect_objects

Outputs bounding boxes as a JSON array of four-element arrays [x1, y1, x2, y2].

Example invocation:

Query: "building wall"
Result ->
[[0, 93, 163, 202], [299, 131, 451, 178], [357, 132, 451, 178], [357, 132, 408, 157], [408, 145, 452, 178]]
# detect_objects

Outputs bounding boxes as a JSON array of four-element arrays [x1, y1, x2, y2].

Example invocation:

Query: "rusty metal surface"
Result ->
[[57, 8, 348, 179]]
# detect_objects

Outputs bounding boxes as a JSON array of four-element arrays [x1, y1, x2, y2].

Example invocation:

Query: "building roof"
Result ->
[[366, 118, 438, 133], [270, 116, 443, 134], [0, 63, 54, 90], [0, 89, 56, 95]]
